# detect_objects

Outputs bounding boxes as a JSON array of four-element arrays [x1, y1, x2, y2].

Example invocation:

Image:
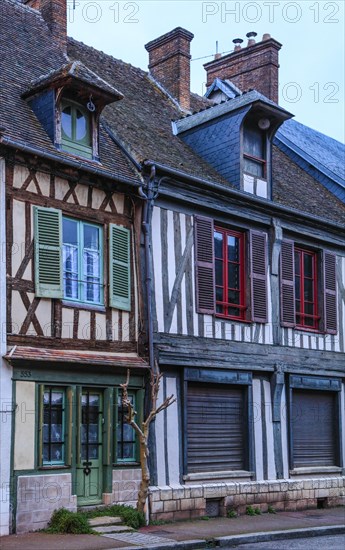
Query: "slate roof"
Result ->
[[174, 90, 292, 134], [275, 119, 345, 202], [2, 0, 345, 224]]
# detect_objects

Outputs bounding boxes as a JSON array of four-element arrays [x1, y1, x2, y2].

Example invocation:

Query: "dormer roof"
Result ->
[[22, 60, 124, 105]]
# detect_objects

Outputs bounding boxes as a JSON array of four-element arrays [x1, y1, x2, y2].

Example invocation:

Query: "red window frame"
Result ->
[[294, 248, 319, 330], [214, 227, 246, 321]]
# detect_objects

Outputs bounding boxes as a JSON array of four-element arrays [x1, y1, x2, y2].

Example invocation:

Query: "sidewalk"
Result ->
[[1, 507, 344, 549]]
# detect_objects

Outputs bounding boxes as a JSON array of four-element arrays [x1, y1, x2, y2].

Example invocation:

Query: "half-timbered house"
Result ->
[[141, 29, 345, 520], [1, 0, 345, 535], [0, 0, 150, 534]]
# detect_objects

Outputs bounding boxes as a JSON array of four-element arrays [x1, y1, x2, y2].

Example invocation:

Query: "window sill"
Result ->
[[290, 466, 342, 476], [183, 470, 254, 482], [39, 465, 70, 470], [113, 462, 140, 468], [61, 300, 106, 313], [215, 315, 254, 325]]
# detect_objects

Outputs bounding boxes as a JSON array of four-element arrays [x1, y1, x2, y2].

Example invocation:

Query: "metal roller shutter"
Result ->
[[187, 383, 245, 473], [292, 390, 336, 467]]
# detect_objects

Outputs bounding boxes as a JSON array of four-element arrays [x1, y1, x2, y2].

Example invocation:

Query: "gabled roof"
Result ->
[[275, 119, 345, 202], [174, 90, 292, 134], [205, 78, 242, 100], [23, 60, 124, 102]]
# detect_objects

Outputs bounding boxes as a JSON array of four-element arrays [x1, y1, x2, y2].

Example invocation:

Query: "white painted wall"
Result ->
[[0, 157, 12, 536]]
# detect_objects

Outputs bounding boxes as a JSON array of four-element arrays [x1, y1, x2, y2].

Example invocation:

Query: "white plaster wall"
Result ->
[[0, 157, 12, 536], [14, 382, 35, 471], [166, 377, 180, 484], [263, 381, 276, 480], [280, 384, 290, 479]]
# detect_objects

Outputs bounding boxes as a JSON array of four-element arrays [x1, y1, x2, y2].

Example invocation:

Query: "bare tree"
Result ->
[[120, 364, 176, 514]]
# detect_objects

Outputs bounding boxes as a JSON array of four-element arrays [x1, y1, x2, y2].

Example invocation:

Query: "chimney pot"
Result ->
[[214, 53, 222, 60], [23, 0, 41, 9], [246, 31, 257, 47], [262, 33, 271, 41], [233, 38, 243, 52]]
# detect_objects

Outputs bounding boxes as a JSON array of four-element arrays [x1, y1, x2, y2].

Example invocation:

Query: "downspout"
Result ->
[[139, 164, 158, 373]]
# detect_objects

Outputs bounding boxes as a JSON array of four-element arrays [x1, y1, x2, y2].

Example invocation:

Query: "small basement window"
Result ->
[[61, 101, 92, 159]]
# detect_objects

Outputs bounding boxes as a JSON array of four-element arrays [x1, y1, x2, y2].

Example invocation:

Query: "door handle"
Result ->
[[83, 460, 92, 476]]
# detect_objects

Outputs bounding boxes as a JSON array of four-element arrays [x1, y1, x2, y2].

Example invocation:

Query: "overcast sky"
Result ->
[[68, 0, 344, 143]]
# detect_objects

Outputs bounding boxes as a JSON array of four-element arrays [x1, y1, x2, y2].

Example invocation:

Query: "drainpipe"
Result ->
[[139, 165, 158, 373]]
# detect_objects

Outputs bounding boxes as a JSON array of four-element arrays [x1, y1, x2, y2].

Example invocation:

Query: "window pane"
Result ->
[[295, 251, 301, 275], [227, 235, 239, 262], [84, 225, 99, 250], [117, 394, 135, 461], [304, 279, 313, 302], [215, 259, 223, 286], [61, 106, 72, 138], [295, 276, 301, 300], [228, 289, 240, 305], [214, 231, 223, 259], [216, 286, 223, 302], [228, 263, 240, 290], [63, 218, 78, 246], [305, 302, 314, 315], [76, 109, 87, 141], [304, 253, 313, 278], [244, 127, 264, 158], [42, 389, 64, 465], [244, 157, 263, 177]]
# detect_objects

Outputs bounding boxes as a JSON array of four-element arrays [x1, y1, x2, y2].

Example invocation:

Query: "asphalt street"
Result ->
[[227, 533, 345, 549]]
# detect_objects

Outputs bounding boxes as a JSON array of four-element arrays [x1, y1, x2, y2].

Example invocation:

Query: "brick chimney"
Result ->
[[145, 27, 194, 111], [204, 33, 282, 103], [25, 0, 67, 53]]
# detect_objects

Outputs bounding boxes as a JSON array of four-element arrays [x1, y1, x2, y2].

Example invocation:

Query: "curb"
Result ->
[[113, 525, 345, 550], [215, 525, 345, 546]]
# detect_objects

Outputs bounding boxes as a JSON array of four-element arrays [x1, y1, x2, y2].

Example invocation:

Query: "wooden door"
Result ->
[[76, 391, 103, 505]]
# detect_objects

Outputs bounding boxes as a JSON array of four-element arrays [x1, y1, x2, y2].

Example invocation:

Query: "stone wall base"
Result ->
[[16, 474, 77, 534], [149, 477, 345, 522]]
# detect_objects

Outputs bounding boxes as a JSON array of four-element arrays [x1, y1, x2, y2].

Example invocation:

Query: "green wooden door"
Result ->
[[76, 391, 103, 505]]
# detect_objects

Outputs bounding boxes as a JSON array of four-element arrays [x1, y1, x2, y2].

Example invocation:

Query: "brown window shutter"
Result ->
[[323, 251, 337, 334], [194, 216, 215, 314], [280, 239, 295, 327], [250, 230, 268, 323]]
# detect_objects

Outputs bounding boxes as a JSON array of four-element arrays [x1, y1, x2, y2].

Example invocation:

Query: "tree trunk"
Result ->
[[137, 432, 150, 515]]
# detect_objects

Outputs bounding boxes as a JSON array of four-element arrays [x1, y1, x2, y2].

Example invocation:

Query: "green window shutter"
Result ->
[[109, 224, 131, 311], [34, 206, 63, 298]]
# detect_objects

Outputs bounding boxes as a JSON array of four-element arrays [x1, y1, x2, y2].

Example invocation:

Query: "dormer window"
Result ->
[[243, 124, 266, 178], [61, 101, 92, 159]]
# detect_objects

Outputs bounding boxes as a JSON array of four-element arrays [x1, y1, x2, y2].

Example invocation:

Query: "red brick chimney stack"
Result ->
[[145, 27, 194, 111], [204, 33, 282, 104], [25, 0, 67, 54]]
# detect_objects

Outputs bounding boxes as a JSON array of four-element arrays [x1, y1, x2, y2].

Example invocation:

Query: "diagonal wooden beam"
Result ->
[[19, 291, 44, 336], [165, 226, 194, 333]]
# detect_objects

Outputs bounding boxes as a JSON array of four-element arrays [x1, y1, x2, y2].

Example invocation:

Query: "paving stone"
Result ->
[[89, 516, 122, 527], [103, 531, 176, 546]]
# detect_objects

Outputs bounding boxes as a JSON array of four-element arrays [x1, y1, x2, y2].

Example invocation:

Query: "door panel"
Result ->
[[76, 391, 103, 505]]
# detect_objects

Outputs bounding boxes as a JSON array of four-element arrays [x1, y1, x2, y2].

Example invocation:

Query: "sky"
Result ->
[[67, 0, 345, 143]]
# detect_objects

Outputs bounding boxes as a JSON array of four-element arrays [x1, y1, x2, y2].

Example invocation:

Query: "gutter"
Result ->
[[0, 135, 142, 189], [142, 160, 345, 234]]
